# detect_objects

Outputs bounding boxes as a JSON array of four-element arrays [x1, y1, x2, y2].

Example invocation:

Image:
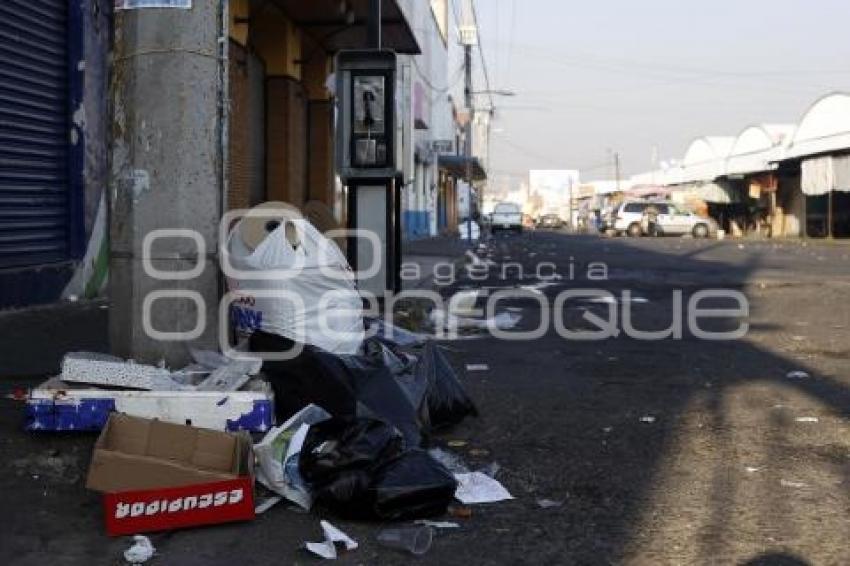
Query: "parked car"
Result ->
[[612, 201, 716, 238], [491, 202, 523, 233], [537, 214, 563, 229]]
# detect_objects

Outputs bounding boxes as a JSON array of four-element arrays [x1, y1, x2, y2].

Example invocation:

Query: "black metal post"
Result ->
[[368, 0, 381, 49]]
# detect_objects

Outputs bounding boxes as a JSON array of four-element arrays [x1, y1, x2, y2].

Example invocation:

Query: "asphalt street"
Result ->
[[1, 232, 849, 565]]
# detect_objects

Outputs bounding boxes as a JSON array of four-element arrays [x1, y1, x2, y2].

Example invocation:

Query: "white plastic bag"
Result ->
[[254, 404, 331, 510], [226, 218, 364, 354]]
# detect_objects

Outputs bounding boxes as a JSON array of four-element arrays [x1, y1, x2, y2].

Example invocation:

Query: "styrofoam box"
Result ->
[[26, 377, 275, 433]]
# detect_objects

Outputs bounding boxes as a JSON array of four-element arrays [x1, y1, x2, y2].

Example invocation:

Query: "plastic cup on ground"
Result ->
[[376, 525, 434, 555]]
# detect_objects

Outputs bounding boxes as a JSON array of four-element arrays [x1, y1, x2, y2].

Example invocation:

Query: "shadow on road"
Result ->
[[431, 231, 850, 564]]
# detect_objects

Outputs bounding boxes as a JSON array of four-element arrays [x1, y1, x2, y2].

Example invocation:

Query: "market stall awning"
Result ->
[[438, 155, 487, 181], [626, 185, 671, 199], [272, 0, 421, 54], [801, 155, 850, 196], [670, 182, 737, 204]]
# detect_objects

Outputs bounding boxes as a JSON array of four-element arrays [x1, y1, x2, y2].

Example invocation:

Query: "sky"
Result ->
[[466, 0, 850, 185]]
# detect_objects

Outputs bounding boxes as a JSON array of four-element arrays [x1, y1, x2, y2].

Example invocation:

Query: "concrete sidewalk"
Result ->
[[0, 299, 109, 380]]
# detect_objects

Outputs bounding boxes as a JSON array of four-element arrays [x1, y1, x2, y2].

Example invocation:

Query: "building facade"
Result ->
[[0, 0, 111, 308]]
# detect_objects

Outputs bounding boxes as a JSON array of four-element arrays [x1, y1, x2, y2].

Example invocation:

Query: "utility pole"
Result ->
[[461, 12, 476, 245], [614, 151, 621, 192], [109, 2, 225, 365]]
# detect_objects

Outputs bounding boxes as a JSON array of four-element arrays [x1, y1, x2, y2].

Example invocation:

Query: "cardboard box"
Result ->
[[86, 414, 255, 535], [26, 376, 274, 433]]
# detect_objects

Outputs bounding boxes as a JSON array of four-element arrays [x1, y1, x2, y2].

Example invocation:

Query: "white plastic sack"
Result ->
[[254, 404, 332, 510], [227, 218, 365, 354]]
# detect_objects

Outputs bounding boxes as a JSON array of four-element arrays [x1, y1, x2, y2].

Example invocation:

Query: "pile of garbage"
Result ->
[[19, 206, 513, 560], [252, 325, 481, 522]]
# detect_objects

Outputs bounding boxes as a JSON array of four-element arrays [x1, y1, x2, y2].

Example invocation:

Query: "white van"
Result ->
[[491, 202, 523, 233], [613, 201, 716, 238]]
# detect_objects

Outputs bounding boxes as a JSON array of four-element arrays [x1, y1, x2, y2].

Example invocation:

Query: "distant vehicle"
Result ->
[[612, 201, 716, 238], [537, 214, 563, 229], [491, 202, 523, 233]]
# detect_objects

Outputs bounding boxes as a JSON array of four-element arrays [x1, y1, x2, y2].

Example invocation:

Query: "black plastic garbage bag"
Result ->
[[250, 331, 357, 420], [300, 418, 457, 520], [361, 337, 430, 431], [369, 448, 458, 520], [300, 418, 405, 486], [251, 331, 423, 447], [300, 418, 404, 512], [416, 341, 478, 429]]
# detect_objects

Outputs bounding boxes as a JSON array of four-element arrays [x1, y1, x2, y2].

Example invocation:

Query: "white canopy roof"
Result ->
[[680, 136, 735, 182], [785, 92, 850, 159], [725, 124, 795, 176]]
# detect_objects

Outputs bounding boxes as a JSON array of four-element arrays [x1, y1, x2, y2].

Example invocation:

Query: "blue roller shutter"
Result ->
[[0, 0, 71, 269]]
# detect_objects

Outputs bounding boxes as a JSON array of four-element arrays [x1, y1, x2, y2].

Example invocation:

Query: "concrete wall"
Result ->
[[398, 0, 452, 240]]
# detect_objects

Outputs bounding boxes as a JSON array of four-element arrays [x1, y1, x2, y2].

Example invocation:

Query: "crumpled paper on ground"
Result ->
[[305, 520, 358, 559], [124, 535, 155, 564], [454, 472, 513, 504]]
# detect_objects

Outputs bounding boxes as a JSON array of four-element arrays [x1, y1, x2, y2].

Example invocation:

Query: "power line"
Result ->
[[412, 58, 464, 95]]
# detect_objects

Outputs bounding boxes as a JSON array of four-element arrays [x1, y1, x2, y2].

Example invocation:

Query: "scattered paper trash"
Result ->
[[519, 282, 558, 295], [377, 525, 433, 556], [780, 479, 807, 489], [454, 471, 513, 504], [795, 416, 819, 423], [786, 370, 811, 379], [195, 356, 262, 392], [465, 364, 489, 372], [305, 520, 358, 560], [123, 535, 155, 564], [430, 310, 521, 332], [536, 498, 563, 509], [639, 415, 656, 423], [254, 495, 283, 515]]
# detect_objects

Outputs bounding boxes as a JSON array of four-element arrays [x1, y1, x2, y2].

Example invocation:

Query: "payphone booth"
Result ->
[[336, 50, 402, 297]]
